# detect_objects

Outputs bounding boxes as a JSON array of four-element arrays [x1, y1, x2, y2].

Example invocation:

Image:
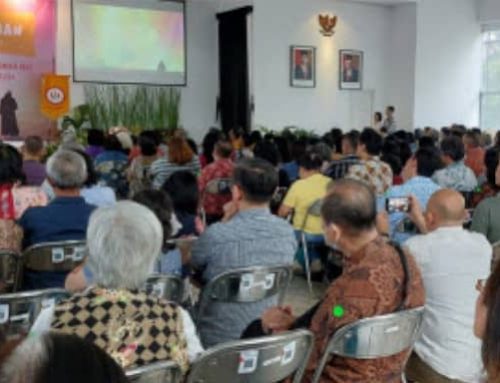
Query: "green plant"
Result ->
[[61, 104, 91, 141]]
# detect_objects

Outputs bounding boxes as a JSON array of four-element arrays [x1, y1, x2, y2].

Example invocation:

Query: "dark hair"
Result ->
[[415, 147, 443, 177], [297, 149, 323, 171], [233, 158, 278, 204], [0, 144, 25, 185], [87, 129, 105, 147], [441, 136, 465, 162], [24, 136, 44, 156], [342, 131, 359, 153], [214, 140, 233, 159], [321, 179, 376, 235], [387, 106, 395, 113], [71, 149, 98, 187], [138, 134, 158, 157], [4, 333, 127, 383], [381, 153, 402, 176], [162, 171, 199, 215], [254, 140, 281, 167], [418, 136, 436, 149], [202, 129, 223, 165], [274, 136, 291, 163], [374, 112, 383, 122], [481, 262, 500, 381], [464, 131, 481, 148], [104, 135, 124, 152], [133, 189, 173, 247], [289, 139, 307, 162], [187, 138, 199, 155], [485, 147, 500, 189], [359, 128, 383, 156]]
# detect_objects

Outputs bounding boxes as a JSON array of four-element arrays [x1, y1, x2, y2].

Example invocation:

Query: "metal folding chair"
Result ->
[[142, 274, 184, 304], [22, 240, 87, 273], [311, 307, 425, 383], [186, 329, 314, 383], [126, 360, 182, 383], [0, 251, 22, 293], [300, 198, 324, 295], [0, 288, 70, 339], [195, 266, 292, 328]]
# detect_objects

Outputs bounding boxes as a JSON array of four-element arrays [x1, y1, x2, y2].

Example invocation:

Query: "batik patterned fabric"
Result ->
[[431, 161, 478, 192], [51, 287, 189, 372], [346, 157, 393, 195], [199, 158, 234, 216], [303, 237, 425, 383]]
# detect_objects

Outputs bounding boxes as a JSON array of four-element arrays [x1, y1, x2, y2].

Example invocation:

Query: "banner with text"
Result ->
[[0, 0, 56, 140]]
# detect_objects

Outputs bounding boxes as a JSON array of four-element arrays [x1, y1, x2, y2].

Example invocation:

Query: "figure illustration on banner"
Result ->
[[0, 91, 19, 137]]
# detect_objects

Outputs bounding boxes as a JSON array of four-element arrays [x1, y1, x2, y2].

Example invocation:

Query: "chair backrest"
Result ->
[[311, 307, 425, 383], [186, 329, 314, 383], [301, 199, 323, 230], [196, 266, 292, 325], [0, 288, 70, 339], [23, 240, 87, 272], [126, 361, 182, 383], [0, 251, 22, 293], [205, 178, 232, 195], [142, 274, 184, 304], [492, 241, 500, 271]]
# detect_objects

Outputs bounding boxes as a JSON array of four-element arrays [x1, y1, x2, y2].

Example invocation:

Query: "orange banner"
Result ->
[[0, 11, 36, 57], [40, 75, 70, 120]]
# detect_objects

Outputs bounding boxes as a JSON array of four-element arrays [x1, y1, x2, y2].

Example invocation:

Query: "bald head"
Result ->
[[427, 189, 465, 224], [322, 179, 377, 235]]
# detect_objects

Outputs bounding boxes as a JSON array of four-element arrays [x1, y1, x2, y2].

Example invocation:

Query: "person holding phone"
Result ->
[[384, 147, 443, 243]]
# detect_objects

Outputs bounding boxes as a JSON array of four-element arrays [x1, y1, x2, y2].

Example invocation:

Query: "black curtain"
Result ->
[[217, 6, 252, 133]]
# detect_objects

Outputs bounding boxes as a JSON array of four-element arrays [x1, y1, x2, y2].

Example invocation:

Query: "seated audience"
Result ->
[[248, 179, 424, 382], [472, 156, 500, 244], [475, 263, 500, 383], [75, 150, 116, 208], [228, 127, 244, 150], [346, 127, 393, 195], [464, 130, 486, 178], [432, 136, 477, 192], [162, 171, 202, 237], [21, 136, 46, 186], [279, 150, 331, 273], [0, 333, 127, 383], [85, 128, 105, 160], [200, 128, 223, 168], [281, 139, 306, 183], [386, 147, 442, 243], [254, 139, 291, 188], [151, 136, 201, 189], [0, 144, 47, 254], [472, 147, 500, 208], [313, 142, 333, 173], [199, 140, 234, 224], [404, 189, 491, 382], [127, 132, 159, 196], [19, 150, 95, 289], [324, 131, 360, 180], [31, 201, 202, 372], [94, 135, 129, 198], [191, 158, 296, 347]]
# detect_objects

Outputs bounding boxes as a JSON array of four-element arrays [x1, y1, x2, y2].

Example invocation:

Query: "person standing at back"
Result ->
[[381, 106, 397, 134], [404, 189, 491, 382], [191, 158, 297, 347]]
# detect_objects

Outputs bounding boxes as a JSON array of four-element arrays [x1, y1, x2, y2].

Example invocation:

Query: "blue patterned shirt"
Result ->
[[432, 161, 478, 192], [191, 208, 296, 347], [386, 176, 441, 243]]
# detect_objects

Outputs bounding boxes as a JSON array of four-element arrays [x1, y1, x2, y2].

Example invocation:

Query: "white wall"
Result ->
[[252, 0, 392, 133], [414, 0, 482, 129], [56, 0, 219, 141], [387, 3, 417, 131], [479, 0, 500, 24]]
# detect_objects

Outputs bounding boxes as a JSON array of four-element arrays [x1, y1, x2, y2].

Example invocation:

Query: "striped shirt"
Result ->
[[191, 208, 297, 347], [150, 156, 201, 189], [324, 155, 360, 180]]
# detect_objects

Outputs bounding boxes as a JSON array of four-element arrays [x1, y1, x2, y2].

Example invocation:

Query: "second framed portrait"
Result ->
[[339, 50, 363, 90], [290, 46, 316, 88]]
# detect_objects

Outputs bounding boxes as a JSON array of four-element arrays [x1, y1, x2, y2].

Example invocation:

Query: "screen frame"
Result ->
[[71, 0, 188, 87]]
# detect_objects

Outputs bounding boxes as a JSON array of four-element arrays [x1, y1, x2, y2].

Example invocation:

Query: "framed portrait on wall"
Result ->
[[290, 46, 316, 88], [339, 50, 363, 90]]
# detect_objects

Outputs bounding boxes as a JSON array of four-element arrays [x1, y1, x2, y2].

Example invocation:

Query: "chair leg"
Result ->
[[301, 233, 313, 296]]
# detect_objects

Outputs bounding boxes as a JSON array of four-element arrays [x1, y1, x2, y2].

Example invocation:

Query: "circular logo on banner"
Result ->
[[46, 87, 65, 105]]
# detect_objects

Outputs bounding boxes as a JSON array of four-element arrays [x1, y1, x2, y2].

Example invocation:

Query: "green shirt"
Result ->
[[471, 194, 500, 244]]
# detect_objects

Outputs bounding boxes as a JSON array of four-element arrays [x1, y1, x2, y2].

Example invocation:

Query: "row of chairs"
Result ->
[[126, 307, 424, 383]]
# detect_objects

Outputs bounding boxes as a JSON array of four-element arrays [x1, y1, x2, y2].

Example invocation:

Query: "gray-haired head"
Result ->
[[46, 149, 87, 189], [86, 201, 163, 290], [0, 335, 45, 383]]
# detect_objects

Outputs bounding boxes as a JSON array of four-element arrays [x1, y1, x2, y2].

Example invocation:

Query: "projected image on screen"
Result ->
[[73, 0, 186, 85]]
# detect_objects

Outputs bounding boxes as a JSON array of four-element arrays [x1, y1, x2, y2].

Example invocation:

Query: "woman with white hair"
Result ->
[[31, 201, 203, 373]]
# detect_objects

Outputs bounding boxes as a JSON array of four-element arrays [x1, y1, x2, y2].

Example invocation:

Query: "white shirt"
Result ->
[[405, 227, 491, 382], [31, 295, 203, 363]]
